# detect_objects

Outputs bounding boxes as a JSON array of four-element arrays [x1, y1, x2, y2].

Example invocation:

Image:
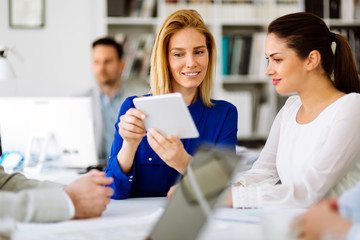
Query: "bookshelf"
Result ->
[[104, 0, 360, 143]]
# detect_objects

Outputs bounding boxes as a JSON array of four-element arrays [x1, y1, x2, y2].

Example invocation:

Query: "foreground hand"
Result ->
[[118, 108, 146, 146], [167, 184, 178, 198], [147, 128, 192, 174], [298, 199, 352, 240], [64, 170, 114, 219], [223, 187, 234, 208]]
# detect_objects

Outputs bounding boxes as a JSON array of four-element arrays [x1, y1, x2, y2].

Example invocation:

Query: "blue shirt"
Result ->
[[338, 182, 360, 239], [99, 88, 123, 160], [104, 95, 238, 199]]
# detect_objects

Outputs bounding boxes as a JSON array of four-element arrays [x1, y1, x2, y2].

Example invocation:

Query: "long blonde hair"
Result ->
[[150, 9, 216, 107]]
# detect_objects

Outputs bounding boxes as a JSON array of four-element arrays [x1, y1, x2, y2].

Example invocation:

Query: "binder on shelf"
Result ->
[[229, 35, 244, 75], [107, 0, 129, 17], [130, 0, 143, 17], [138, 34, 155, 82], [238, 36, 252, 75], [355, 1, 360, 19], [222, 35, 230, 76], [249, 32, 267, 77], [341, 0, 354, 21], [330, 0, 340, 19], [107, 0, 157, 18], [304, 0, 324, 18], [121, 35, 140, 82], [140, 0, 156, 17], [121, 33, 154, 83]]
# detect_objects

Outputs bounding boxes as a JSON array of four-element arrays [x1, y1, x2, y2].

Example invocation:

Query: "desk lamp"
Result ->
[[0, 45, 16, 81]]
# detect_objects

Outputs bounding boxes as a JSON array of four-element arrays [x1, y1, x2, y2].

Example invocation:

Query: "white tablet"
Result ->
[[133, 93, 199, 139]]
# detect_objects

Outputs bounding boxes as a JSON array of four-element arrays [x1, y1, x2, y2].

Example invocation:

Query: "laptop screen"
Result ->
[[148, 145, 248, 240]]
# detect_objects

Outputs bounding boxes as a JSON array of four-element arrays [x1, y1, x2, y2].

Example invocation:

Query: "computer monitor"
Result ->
[[0, 97, 98, 169]]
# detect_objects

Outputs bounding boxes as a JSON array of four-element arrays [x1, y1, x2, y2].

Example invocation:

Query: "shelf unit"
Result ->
[[104, 0, 360, 142]]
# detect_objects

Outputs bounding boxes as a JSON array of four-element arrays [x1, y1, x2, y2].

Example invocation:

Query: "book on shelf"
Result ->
[[239, 36, 252, 75], [248, 32, 267, 77], [330, 0, 340, 19], [121, 35, 139, 81], [130, 0, 143, 17], [223, 32, 267, 77], [331, 27, 360, 73], [140, 0, 157, 17], [138, 34, 155, 82], [229, 35, 244, 75], [304, 0, 360, 20], [223, 34, 254, 76], [107, 0, 129, 17], [119, 33, 155, 82], [107, 0, 156, 17], [341, 0, 354, 20], [222, 35, 229, 75], [304, 0, 324, 18], [356, 0, 360, 19]]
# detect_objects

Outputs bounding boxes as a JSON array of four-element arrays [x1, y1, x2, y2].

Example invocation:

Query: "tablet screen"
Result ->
[[133, 93, 199, 139]]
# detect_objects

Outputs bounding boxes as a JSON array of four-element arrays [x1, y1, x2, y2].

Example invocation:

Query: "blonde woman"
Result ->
[[105, 9, 238, 199]]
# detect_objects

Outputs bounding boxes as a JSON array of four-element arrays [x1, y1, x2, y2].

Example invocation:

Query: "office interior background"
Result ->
[[0, 0, 359, 144]]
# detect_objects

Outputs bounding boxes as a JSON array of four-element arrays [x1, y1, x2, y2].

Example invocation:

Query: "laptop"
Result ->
[[148, 145, 250, 240]]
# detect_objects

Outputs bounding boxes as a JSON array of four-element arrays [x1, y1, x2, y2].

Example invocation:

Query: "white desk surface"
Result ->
[[13, 197, 168, 240], [11, 197, 305, 240]]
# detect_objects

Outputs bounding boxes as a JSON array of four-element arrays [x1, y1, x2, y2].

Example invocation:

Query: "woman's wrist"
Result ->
[[177, 153, 192, 174], [117, 141, 139, 174]]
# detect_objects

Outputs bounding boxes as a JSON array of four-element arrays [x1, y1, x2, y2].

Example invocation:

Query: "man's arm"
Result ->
[[0, 188, 73, 222], [0, 167, 114, 222], [0, 167, 62, 192]]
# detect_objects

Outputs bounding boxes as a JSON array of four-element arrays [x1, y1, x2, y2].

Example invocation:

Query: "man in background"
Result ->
[[81, 37, 125, 165]]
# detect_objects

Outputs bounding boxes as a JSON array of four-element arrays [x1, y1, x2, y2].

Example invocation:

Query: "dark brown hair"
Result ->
[[268, 12, 360, 93], [92, 37, 124, 60]]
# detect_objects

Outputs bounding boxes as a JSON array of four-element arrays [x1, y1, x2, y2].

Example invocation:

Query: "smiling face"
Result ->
[[167, 27, 209, 94], [265, 33, 308, 94]]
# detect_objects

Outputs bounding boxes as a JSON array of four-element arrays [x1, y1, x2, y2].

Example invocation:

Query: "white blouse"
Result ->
[[232, 93, 360, 208]]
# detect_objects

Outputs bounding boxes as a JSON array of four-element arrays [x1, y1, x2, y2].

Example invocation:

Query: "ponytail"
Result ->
[[333, 33, 360, 93]]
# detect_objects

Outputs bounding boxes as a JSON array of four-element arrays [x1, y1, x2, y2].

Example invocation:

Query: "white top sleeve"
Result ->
[[63, 190, 75, 219], [233, 94, 360, 209]]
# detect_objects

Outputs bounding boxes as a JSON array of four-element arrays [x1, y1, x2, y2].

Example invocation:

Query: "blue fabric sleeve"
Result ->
[[339, 182, 360, 223], [347, 224, 360, 240], [214, 102, 238, 151], [104, 96, 138, 199]]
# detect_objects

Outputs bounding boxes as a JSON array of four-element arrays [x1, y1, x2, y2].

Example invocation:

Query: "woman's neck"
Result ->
[[171, 84, 199, 106], [180, 90, 198, 106], [297, 76, 345, 123]]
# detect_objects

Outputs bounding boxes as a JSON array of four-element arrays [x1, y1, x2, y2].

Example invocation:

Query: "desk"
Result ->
[[13, 198, 168, 240], [199, 208, 305, 240], [11, 197, 305, 240]]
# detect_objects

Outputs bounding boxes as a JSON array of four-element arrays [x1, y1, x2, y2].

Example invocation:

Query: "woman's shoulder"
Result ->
[[332, 93, 360, 111], [123, 94, 152, 103], [121, 94, 152, 111], [282, 95, 302, 109], [210, 99, 237, 110], [342, 92, 360, 102]]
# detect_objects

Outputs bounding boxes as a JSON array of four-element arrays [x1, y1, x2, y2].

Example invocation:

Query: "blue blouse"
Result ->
[[104, 95, 238, 199]]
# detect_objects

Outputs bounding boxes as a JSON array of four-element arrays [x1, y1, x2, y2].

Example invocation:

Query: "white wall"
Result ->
[[0, 0, 106, 96]]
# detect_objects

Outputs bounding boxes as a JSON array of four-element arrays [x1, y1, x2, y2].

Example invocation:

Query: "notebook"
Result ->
[[148, 145, 249, 240]]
